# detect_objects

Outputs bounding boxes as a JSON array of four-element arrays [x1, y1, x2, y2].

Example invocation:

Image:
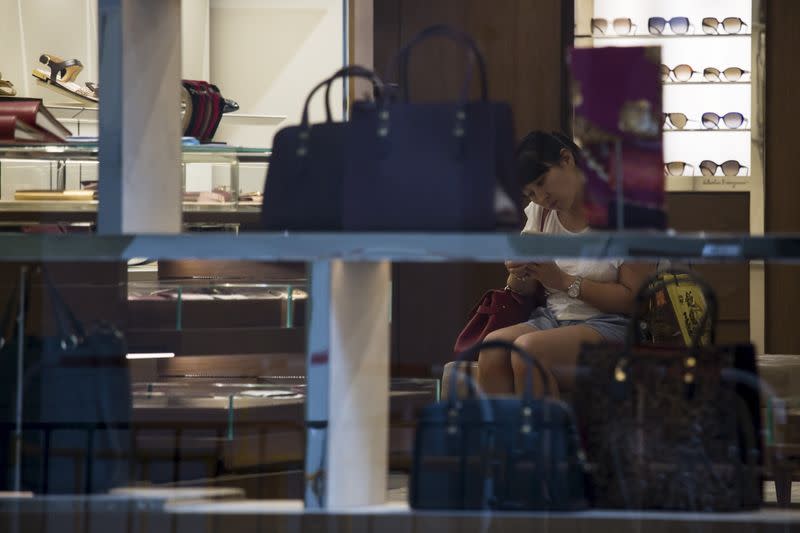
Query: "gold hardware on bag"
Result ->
[[614, 358, 628, 382], [684, 373, 695, 384], [686, 357, 697, 368]]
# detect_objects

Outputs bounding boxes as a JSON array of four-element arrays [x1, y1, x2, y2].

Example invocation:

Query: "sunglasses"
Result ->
[[591, 17, 638, 35], [699, 160, 749, 177], [661, 64, 750, 83], [664, 112, 748, 130], [663, 113, 695, 129], [660, 64, 698, 82], [665, 161, 749, 177], [701, 112, 748, 129], [703, 66, 750, 82], [702, 17, 748, 35], [664, 162, 695, 176], [648, 16, 692, 35]]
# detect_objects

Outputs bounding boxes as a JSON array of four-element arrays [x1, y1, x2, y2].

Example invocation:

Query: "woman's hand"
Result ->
[[505, 260, 533, 281], [526, 262, 570, 291]]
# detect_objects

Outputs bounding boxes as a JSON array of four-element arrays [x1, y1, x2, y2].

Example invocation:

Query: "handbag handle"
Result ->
[[392, 24, 488, 102], [300, 65, 384, 128], [455, 339, 552, 400], [625, 268, 718, 352], [322, 65, 383, 122], [39, 266, 87, 349]]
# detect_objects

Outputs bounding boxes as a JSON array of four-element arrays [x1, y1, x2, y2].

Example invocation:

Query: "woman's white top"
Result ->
[[522, 202, 623, 321]]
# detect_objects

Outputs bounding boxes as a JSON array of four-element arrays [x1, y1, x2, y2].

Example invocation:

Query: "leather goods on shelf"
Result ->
[[14, 190, 95, 201], [0, 97, 71, 142], [181, 80, 234, 143], [574, 269, 762, 511], [0, 267, 132, 494], [410, 340, 589, 511], [0, 73, 16, 97], [261, 65, 383, 231], [0, 116, 48, 142], [342, 25, 521, 231], [31, 54, 98, 105]]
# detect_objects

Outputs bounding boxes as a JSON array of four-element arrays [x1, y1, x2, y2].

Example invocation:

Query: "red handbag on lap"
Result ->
[[453, 209, 550, 354], [453, 289, 538, 354]]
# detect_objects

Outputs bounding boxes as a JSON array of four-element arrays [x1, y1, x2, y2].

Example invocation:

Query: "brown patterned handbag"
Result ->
[[574, 269, 762, 511]]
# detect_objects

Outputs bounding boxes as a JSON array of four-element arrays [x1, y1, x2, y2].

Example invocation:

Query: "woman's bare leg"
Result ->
[[476, 323, 538, 394], [512, 325, 604, 396]]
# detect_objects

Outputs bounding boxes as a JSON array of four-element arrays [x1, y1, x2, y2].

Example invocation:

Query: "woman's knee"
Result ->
[[511, 332, 539, 371]]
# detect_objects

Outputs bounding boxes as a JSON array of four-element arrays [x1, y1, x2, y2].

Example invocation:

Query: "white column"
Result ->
[[305, 260, 391, 509], [98, 0, 182, 234]]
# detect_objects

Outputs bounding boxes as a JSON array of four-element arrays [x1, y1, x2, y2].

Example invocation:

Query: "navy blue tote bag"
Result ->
[[342, 26, 521, 231], [0, 268, 132, 494], [410, 340, 589, 510], [261, 66, 383, 231]]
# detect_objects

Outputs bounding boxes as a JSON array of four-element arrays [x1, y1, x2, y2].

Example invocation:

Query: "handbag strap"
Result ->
[[392, 24, 488, 103], [300, 65, 384, 128], [323, 65, 384, 122], [39, 266, 87, 348], [626, 268, 718, 353]]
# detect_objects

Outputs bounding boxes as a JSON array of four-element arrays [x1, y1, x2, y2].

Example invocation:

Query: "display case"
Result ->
[[2, 1, 800, 530], [0, 0, 347, 229], [574, 0, 766, 349]]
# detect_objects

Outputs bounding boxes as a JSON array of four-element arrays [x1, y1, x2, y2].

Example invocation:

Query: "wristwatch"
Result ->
[[567, 276, 583, 299]]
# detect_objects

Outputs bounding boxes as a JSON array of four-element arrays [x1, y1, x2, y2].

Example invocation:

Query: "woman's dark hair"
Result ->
[[516, 131, 581, 187]]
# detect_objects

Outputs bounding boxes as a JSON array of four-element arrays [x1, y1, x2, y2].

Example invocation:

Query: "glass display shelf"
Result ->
[[0, 143, 271, 164], [0, 232, 798, 262], [663, 81, 752, 86], [131, 378, 439, 440], [132, 378, 438, 405], [576, 33, 753, 40], [0, 200, 262, 213], [663, 128, 752, 133], [47, 103, 287, 126], [129, 281, 308, 328], [128, 281, 307, 301]]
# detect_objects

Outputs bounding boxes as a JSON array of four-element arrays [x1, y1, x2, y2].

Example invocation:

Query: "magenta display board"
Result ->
[[570, 46, 666, 229]]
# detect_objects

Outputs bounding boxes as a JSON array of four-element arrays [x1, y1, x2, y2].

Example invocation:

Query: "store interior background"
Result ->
[[0, 0, 798, 503]]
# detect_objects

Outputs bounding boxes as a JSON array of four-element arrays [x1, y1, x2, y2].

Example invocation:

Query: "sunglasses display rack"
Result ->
[[575, 0, 766, 350], [575, 0, 763, 195]]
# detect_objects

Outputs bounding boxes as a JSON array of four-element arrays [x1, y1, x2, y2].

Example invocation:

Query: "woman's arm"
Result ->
[[527, 262, 654, 315], [566, 262, 654, 315]]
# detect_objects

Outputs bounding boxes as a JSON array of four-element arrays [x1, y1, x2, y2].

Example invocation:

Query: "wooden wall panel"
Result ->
[[376, 1, 571, 377], [765, 1, 800, 354], [514, 0, 565, 136], [666, 193, 750, 344]]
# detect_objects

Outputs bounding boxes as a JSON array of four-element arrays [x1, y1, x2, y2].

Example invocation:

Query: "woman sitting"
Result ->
[[478, 131, 652, 396]]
